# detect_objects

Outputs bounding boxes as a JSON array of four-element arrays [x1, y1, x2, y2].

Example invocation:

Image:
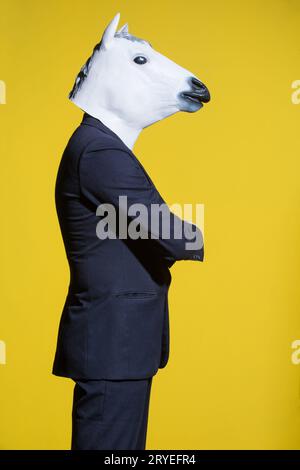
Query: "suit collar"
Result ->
[[81, 113, 134, 155], [81, 114, 156, 187]]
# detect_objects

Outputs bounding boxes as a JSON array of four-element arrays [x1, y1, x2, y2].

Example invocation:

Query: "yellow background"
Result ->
[[1, 0, 300, 450]]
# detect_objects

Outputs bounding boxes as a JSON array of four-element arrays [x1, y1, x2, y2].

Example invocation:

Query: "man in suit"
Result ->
[[52, 13, 210, 450]]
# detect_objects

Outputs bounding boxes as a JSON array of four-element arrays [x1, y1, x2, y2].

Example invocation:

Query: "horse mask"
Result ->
[[69, 13, 210, 147]]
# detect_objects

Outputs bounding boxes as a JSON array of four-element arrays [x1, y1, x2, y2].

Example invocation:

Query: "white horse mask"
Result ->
[[69, 12, 210, 149]]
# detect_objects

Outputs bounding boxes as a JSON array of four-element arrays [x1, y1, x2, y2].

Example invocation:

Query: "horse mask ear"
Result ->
[[101, 12, 120, 51], [118, 23, 129, 33]]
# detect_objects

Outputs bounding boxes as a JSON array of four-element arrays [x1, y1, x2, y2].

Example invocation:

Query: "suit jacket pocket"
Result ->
[[86, 289, 167, 377], [113, 291, 158, 299], [112, 290, 166, 375]]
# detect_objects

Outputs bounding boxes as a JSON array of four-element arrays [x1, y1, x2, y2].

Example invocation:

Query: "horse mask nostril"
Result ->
[[190, 76, 211, 102]]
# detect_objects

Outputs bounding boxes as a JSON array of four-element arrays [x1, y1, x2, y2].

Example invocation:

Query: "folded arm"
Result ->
[[79, 144, 204, 263]]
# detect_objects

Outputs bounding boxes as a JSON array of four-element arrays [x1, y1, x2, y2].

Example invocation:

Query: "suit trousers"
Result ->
[[71, 377, 153, 450]]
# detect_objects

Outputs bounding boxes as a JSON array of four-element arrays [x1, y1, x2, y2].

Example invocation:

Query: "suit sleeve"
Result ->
[[79, 144, 204, 263]]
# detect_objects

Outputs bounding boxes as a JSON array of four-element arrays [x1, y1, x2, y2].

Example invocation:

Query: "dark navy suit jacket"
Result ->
[[52, 113, 204, 380]]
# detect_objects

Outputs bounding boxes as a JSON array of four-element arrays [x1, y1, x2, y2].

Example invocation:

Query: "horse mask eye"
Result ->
[[133, 56, 148, 65]]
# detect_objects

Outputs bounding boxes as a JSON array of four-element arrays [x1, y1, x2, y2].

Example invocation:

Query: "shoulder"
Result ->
[[79, 138, 152, 188], [80, 141, 138, 177], [67, 122, 125, 156]]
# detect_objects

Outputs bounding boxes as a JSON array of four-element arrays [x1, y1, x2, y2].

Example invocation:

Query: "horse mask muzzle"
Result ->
[[179, 76, 211, 112]]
